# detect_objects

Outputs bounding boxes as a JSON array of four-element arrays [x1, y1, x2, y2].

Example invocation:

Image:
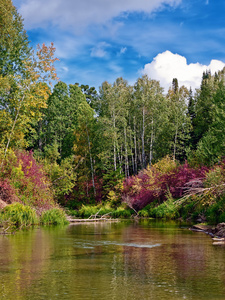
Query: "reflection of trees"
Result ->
[[0, 223, 225, 299], [115, 224, 225, 299], [0, 228, 52, 299]]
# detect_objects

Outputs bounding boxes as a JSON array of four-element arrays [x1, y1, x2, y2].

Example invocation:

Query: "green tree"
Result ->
[[193, 77, 225, 165], [79, 84, 98, 108], [0, 42, 58, 167], [45, 82, 77, 159], [0, 0, 31, 77], [192, 71, 217, 146], [166, 79, 191, 161], [97, 78, 132, 175], [133, 75, 168, 167], [74, 100, 97, 196], [0, 1, 59, 168]]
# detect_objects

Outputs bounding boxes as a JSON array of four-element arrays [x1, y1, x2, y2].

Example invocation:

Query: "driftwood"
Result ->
[[66, 210, 119, 223], [0, 220, 15, 235], [67, 217, 118, 223]]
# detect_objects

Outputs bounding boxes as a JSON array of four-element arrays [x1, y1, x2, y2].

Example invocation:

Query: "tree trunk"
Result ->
[[0, 94, 25, 169], [130, 130, 135, 174], [113, 112, 117, 171], [133, 117, 137, 174], [173, 125, 178, 161], [142, 107, 146, 168], [86, 124, 96, 196], [149, 118, 154, 166], [124, 127, 129, 177]]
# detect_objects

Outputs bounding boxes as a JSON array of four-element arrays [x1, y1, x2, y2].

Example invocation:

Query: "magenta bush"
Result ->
[[122, 162, 208, 211], [0, 178, 17, 204]]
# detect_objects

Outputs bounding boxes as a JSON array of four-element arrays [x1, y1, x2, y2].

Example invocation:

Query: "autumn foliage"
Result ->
[[0, 150, 55, 210], [122, 156, 208, 211]]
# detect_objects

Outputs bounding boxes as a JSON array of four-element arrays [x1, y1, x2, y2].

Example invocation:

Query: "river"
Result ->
[[0, 220, 225, 299]]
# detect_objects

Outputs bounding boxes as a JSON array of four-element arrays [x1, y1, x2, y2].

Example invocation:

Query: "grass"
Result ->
[[1, 203, 38, 228], [0, 204, 69, 233], [67, 202, 133, 219], [40, 208, 69, 225]]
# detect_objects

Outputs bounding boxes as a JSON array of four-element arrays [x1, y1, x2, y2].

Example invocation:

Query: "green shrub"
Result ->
[[1, 203, 38, 228], [77, 204, 100, 218], [138, 208, 150, 218], [150, 198, 179, 219], [40, 208, 69, 225], [111, 206, 132, 218], [219, 211, 225, 223], [74, 203, 132, 219]]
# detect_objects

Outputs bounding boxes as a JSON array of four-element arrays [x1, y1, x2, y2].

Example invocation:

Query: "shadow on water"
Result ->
[[0, 219, 225, 300]]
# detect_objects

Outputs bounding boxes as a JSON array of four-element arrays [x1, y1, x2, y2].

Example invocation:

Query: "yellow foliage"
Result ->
[[204, 166, 225, 188], [152, 155, 177, 175], [11, 163, 24, 180], [107, 190, 117, 202]]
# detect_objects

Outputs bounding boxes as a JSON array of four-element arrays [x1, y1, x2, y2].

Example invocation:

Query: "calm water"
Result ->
[[0, 220, 225, 300]]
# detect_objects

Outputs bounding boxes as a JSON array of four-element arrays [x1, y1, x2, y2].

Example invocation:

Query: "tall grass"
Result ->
[[1, 203, 38, 228], [40, 208, 69, 225], [71, 203, 133, 219]]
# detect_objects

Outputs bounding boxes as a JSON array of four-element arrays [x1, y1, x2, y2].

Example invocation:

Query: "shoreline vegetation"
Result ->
[[0, 2, 225, 236]]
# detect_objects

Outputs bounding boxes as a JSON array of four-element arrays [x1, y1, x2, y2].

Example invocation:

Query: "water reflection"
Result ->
[[0, 220, 225, 299]]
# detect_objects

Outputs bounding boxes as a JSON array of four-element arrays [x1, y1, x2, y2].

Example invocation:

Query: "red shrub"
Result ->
[[0, 178, 18, 204], [13, 150, 54, 209], [158, 163, 208, 200], [15, 150, 47, 190], [122, 162, 209, 211]]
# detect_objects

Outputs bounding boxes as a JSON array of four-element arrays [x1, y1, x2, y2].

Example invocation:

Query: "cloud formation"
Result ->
[[17, 0, 181, 31], [142, 51, 225, 92], [91, 42, 110, 58]]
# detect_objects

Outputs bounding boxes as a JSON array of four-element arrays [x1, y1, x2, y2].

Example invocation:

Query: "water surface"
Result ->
[[0, 220, 225, 299]]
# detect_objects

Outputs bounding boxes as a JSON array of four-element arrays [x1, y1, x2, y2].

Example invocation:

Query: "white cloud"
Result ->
[[61, 66, 69, 72], [142, 51, 225, 92], [17, 0, 181, 31], [91, 42, 110, 58], [120, 47, 127, 54]]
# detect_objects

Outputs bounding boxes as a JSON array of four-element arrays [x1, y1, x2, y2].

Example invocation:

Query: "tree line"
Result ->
[[1, 0, 225, 208]]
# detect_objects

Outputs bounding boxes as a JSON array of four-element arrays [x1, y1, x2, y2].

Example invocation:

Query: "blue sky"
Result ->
[[13, 0, 225, 92]]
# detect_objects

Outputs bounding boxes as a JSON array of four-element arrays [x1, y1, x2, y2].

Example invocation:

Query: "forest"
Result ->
[[1, 0, 225, 228]]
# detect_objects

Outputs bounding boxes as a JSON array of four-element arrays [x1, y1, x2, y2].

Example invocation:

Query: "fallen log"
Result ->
[[66, 217, 119, 223]]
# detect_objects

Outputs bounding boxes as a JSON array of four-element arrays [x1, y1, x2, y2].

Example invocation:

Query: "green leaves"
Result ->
[[0, 0, 31, 77]]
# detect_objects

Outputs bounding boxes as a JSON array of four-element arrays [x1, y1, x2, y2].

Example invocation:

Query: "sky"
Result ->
[[13, 0, 225, 93]]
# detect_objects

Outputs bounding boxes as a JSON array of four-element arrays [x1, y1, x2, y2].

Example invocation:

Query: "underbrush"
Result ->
[[122, 156, 225, 224], [0, 149, 55, 210], [138, 198, 179, 219], [0, 203, 38, 229], [67, 202, 133, 219], [122, 156, 208, 211], [137, 191, 225, 223]]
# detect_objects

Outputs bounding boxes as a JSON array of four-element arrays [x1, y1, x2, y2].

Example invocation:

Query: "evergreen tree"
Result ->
[[194, 78, 225, 165], [167, 79, 191, 161], [192, 70, 216, 145]]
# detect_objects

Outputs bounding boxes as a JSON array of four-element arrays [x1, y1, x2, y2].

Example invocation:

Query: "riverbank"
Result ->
[[191, 223, 225, 240], [0, 203, 69, 234]]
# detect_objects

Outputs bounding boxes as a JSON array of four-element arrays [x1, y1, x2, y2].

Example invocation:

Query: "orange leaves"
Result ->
[[36, 42, 59, 84]]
